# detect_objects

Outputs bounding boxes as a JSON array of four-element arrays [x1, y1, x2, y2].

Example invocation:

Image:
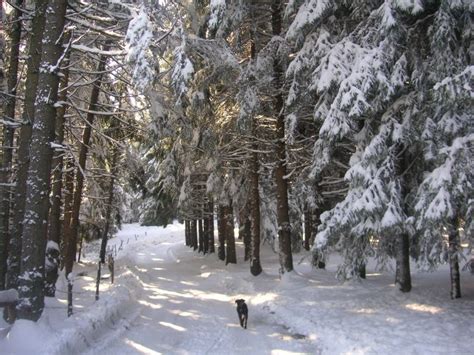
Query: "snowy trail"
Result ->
[[2, 223, 473, 355], [88, 226, 317, 355]]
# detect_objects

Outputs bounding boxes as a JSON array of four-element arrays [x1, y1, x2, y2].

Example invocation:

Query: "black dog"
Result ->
[[235, 299, 248, 329]]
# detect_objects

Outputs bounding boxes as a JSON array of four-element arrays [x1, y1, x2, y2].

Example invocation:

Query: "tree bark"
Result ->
[[7, 0, 48, 291], [272, 0, 293, 274], [225, 204, 236, 265], [0, 0, 23, 290], [17, 0, 68, 321], [45, 31, 71, 297]]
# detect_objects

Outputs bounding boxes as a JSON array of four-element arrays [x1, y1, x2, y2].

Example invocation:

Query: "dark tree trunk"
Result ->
[[0, 0, 23, 290], [272, 0, 293, 274], [395, 232, 411, 292], [191, 219, 198, 251], [198, 219, 204, 253], [303, 207, 312, 251], [7, 0, 48, 291], [217, 205, 226, 261], [185, 220, 190, 246], [248, 17, 262, 276], [394, 143, 411, 292], [448, 218, 461, 299], [45, 31, 71, 297], [249, 152, 262, 276], [208, 200, 215, 253], [65, 50, 109, 282], [225, 204, 236, 265], [17, 0, 68, 321], [359, 263, 366, 279], [203, 213, 209, 254]]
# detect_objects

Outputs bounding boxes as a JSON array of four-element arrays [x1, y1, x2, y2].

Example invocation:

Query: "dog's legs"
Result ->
[[244, 316, 247, 329]]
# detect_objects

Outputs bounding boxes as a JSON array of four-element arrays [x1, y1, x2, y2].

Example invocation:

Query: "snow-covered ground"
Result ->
[[1, 222, 473, 354]]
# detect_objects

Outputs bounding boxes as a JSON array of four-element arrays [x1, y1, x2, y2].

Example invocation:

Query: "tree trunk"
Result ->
[[203, 212, 209, 254], [99, 144, 119, 264], [394, 143, 411, 292], [198, 218, 204, 253], [217, 205, 226, 261], [65, 49, 109, 281], [239, 208, 251, 261], [0, 0, 23, 290], [208, 199, 215, 253], [249, 152, 262, 275], [448, 218, 461, 299], [191, 219, 198, 251], [61, 158, 75, 267], [185, 220, 190, 246], [395, 232, 411, 292], [17, 0, 68, 321], [225, 204, 236, 265], [271, 0, 293, 274], [45, 31, 71, 297], [303, 207, 312, 251], [248, 11, 262, 276], [7, 0, 48, 291]]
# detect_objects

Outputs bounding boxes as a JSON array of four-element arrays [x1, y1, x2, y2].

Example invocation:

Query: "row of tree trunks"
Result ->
[[7, 0, 48, 292], [0, 0, 23, 290], [184, 199, 215, 253], [17, 0, 68, 321]]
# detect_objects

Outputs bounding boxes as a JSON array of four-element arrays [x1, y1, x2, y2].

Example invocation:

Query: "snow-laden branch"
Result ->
[[72, 44, 126, 56]]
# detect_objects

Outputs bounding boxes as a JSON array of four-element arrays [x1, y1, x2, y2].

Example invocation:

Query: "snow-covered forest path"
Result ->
[[87, 224, 317, 354], [2, 222, 473, 354]]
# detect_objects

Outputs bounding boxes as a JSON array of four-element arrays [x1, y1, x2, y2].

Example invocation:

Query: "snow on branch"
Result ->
[[72, 44, 126, 56]]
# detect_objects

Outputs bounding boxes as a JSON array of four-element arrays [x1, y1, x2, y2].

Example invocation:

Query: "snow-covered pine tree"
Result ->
[[286, 1, 445, 291], [413, 1, 473, 298]]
